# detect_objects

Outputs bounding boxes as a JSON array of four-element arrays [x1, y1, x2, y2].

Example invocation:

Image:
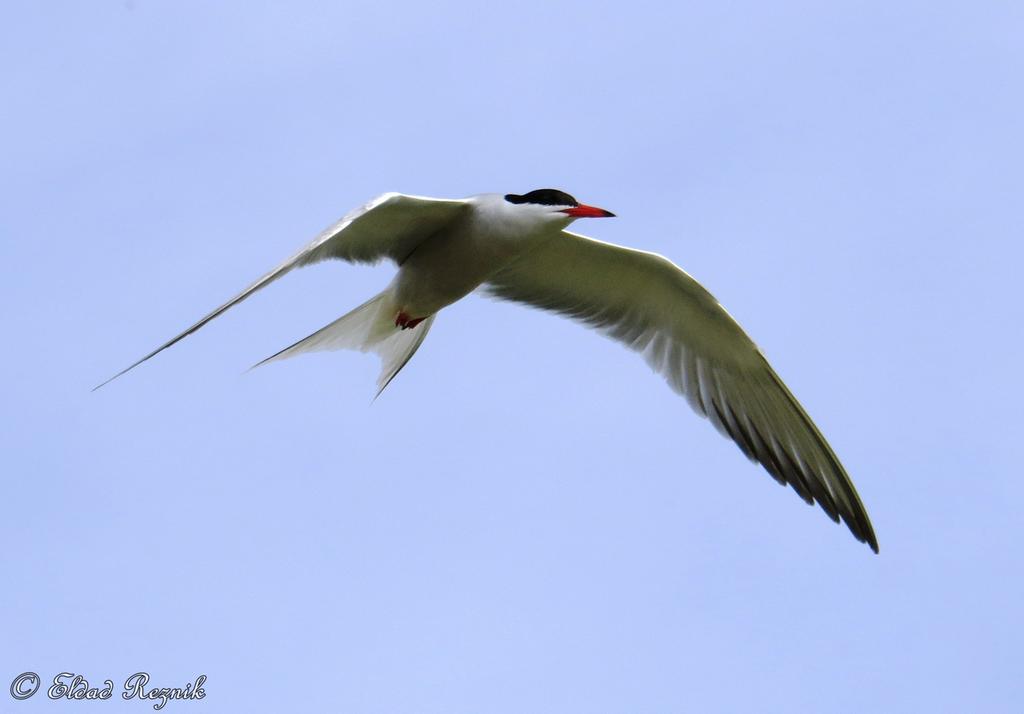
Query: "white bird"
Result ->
[[96, 189, 878, 552]]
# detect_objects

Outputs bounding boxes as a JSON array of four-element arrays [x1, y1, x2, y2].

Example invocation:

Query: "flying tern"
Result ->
[[96, 189, 878, 551]]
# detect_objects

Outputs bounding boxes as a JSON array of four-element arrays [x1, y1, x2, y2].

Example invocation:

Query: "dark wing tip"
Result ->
[[711, 383, 879, 553], [850, 513, 880, 553], [91, 354, 157, 392]]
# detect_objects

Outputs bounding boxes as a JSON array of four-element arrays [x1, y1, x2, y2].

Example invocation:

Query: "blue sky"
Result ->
[[2, 1, 1022, 711]]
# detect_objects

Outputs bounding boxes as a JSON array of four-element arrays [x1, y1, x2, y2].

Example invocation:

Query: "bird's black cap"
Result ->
[[504, 189, 579, 207]]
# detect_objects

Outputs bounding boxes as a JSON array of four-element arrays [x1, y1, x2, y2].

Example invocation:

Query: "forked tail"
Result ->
[[252, 291, 436, 397]]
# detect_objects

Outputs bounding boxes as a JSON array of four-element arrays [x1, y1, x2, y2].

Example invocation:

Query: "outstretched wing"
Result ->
[[484, 230, 878, 552], [94, 193, 469, 389]]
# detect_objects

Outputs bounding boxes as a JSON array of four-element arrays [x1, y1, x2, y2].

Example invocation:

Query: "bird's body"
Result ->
[[391, 193, 560, 320], [97, 188, 879, 552]]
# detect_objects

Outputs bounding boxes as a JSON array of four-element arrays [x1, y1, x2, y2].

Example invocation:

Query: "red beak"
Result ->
[[560, 204, 616, 218]]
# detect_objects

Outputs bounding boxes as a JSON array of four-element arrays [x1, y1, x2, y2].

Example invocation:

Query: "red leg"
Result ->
[[395, 312, 426, 330]]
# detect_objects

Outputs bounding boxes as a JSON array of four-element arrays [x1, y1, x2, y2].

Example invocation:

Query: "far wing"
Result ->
[[94, 193, 469, 389], [484, 230, 878, 552]]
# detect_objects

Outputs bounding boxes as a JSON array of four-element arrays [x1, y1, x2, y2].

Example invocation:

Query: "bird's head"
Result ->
[[503, 189, 615, 224]]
